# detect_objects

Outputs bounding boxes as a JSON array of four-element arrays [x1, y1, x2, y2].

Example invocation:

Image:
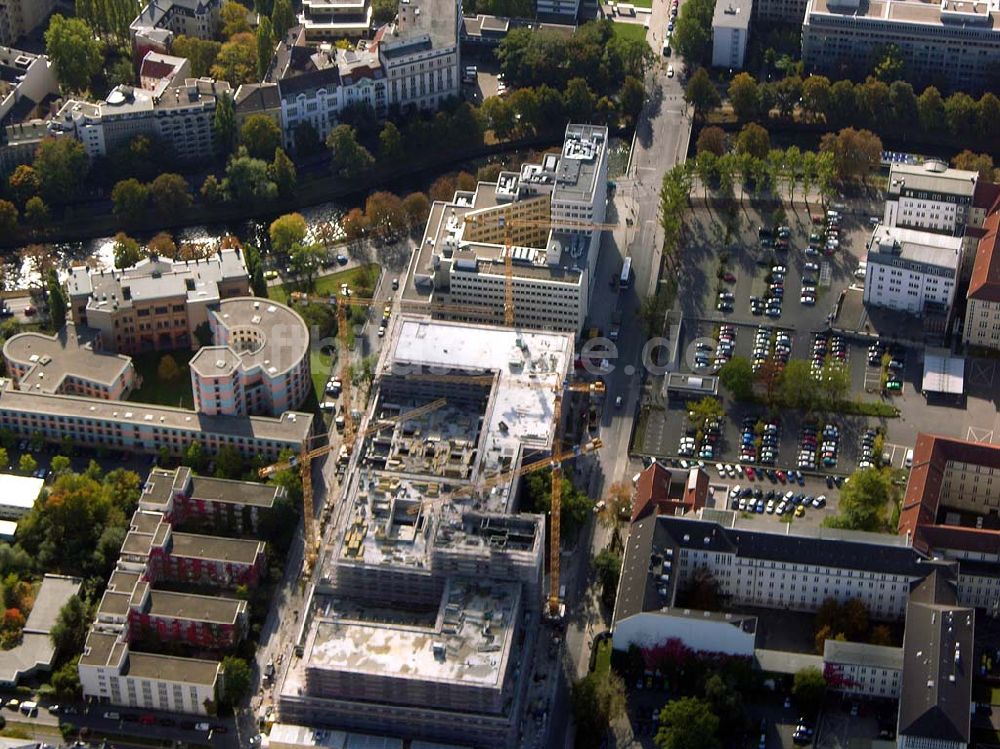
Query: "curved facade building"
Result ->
[[190, 297, 311, 417]]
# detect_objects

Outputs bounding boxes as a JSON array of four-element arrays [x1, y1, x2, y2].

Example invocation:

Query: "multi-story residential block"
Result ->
[[3, 325, 138, 401], [0, 46, 58, 123], [300, 0, 374, 38], [67, 250, 250, 355], [191, 297, 311, 417], [79, 630, 222, 715], [138, 51, 191, 96], [822, 640, 902, 699], [130, 0, 221, 45], [51, 78, 232, 162], [752, 0, 806, 21], [0, 0, 57, 46], [234, 82, 282, 131], [406, 124, 609, 333], [711, 0, 751, 70], [0, 119, 44, 175], [536, 0, 582, 18], [897, 571, 973, 749], [377, 0, 461, 112], [862, 224, 962, 318], [139, 466, 282, 533], [963, 195, 1000, 351], [883, 161, 978, 237], [801, 0, 1000, 93], [0, 379, 312, 461]]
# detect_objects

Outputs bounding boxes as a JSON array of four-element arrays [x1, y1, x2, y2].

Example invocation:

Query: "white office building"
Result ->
[[711, 0, 751, 69], [883, 160, 978, 237], [863, 224, 962, 317], [406, 124, 609, 333]]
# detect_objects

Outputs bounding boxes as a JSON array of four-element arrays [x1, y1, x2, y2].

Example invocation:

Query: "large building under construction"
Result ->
[[276, 316, 584, 748]]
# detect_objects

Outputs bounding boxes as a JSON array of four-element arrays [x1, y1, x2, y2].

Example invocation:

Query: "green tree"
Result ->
[[800, 75, 831, 121], [49, 595, 92, 656], [619, 75, 645, 125], [0, 200, 16, 235], [686, 396, 723, 426], [672, 0, 714, 66], [976, 92, 1000, 140], [777, 359, 815, 411], [271, 0, 294, 39], [327, 125, 374, 179], [734, 122, 770, 160], [951, 150, 995, 182], [222, 147, 277, 203], [718, 357, 753, 400], [149, 173, 192, 219], [289, 243, 324, 289], [214, 445, 245, 480], [572, 670, 627, 749], [49, 456, 71, 477], [213, 91, 237, 157], [241, 113, 283, 160], [695, 126, 727, 156], [872, 44, 904, 82], [51, 655, 81, 699], [917, 85, 946, 132], [0, 448, 8, 470], [655, 697, 720, 749], [593, 548, 622, 609], [157, 354, 181, 382], [107, 57, 136, 87], [221, 656, 252, 708], [211, 32, 256, 85], [825, 467, 895, 532], [24, 197, 49, 228], [827, 79, 857, 125], [201, 174, 223, 204], [378, 121, 404, 164], [244, 243, 268, 297], [944, 92, 978, 139], [402, 192, 431, 230], [34, 138, 88, 203], [372, 0, 398, 23], [523, 469, 592, 533], [183, 441, 208, 472], [111, 178, 149, 220], [792, 667, 826, 715], [269, 212, 307, 253], [221, 1, 252, 36], [47, 269, 67, 331], [256, 16, 274, 80], [112, 232, 144, 269], [728, 73, 760, 121], [564, 77, 597, 123], [173, 36, 222, 78], [816, 356, 850, 408], [44, 15, 102, 92], [684, 68, 720, 120], [8, 165, 40, 206], [270, 147, 297, 197]]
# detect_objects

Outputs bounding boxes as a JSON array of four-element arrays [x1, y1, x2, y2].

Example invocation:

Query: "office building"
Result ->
[[963, 194, 1000, 351], [536, 0, 582, 18], [752, 0, 807, 21], [139, 465, 282, 533], [0, 379, 312, 461], [631, 462, 711, 521], [191, 297, 311, 417], [405, 124, 609, 333], [277, 316, 577, 748], [300, 0, 374, 38], [0, 0, 57, 46], [51, 78, 232, 162], [822, 640, 903, 699], [862, 224, 962, 317], [67, 250, 250, 355], [0, 46, 58, 123], [801, 0, 1000, 93], [3, 325, 138, 401], [712, 0, 751, 70], [883, 161, 978, 237]]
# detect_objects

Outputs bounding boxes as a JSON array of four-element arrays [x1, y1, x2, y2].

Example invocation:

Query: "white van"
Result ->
[[19, 701, 37, 716], [904, 449, 914, 468]]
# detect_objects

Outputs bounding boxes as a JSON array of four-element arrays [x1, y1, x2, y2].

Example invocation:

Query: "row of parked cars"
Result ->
[[751, 326, 792, 373], [868, 341, 906, 392], [858, 428, 879, 470]]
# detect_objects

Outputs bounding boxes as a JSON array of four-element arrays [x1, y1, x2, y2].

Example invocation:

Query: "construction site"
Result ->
[[275, 315, 596, 749]]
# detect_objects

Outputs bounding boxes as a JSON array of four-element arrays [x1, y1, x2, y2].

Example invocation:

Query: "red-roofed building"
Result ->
[[964, 191, 1000, 350], [631, 463, 710, 521]]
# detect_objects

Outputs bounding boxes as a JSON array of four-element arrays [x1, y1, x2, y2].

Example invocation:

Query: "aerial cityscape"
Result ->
[[0, 0, 997, 748]]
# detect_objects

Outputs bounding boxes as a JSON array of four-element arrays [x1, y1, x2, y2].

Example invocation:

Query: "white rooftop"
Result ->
[[868, 225, 963, 270], [0, 474, 43, 513], [922, 349, 965, 395]]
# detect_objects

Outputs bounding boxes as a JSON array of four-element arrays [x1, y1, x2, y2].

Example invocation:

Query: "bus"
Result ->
[[619, 257, 633, 289]]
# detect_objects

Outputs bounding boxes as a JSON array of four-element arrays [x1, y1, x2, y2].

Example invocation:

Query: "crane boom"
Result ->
[[548, 390, 565, 618]]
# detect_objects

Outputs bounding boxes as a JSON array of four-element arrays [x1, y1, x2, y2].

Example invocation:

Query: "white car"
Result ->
[[716, 463, 726, 475], [667, 64, 674, 77]]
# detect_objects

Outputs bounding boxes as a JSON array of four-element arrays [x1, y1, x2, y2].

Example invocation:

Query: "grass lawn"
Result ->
[[268, 264, 380, 305], [311, 345, 336, 404], [612, 21, 649, 43], [593, 637, 612, 677], [129, 350, 195, 409], [628, 0, 653, 8]]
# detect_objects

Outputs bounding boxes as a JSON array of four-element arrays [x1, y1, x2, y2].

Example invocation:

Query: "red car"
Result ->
[[745, 466, 755, 480], [775, 470, 787, 482], [722, 272, 737, 283]]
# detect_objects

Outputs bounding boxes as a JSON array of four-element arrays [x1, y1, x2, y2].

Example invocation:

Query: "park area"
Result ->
[[128, 350, 195, 410]]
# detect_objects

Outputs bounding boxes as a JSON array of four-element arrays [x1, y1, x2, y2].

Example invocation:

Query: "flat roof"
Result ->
[[126, 651, 221, 686], [0, 379, 312, 445], [868, 224, 962, 271], [921, 349, 965, 395], [304, 579, 518, 688], [267, 723, 473, 749], [196, 298, 309, 379], [146, 590, 245, 625], [888, 161, 978, 198], [713, 0, 752, 28], [0, 474, 43, 511], [823, 639, 903, 670], [4, 325, 133, 392], [808, 0, 1000, 27], [170, 532, 264, 565]]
